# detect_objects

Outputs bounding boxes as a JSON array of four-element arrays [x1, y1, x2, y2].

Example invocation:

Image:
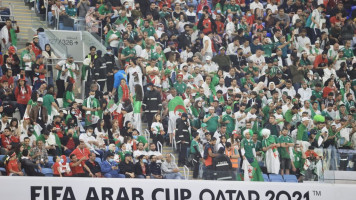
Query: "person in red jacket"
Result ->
[[31, 35, 42, 57], [14, 78, 32, 118], [1, 127, 19, 153], [6, 152, 23, 176], [313, 51, 328, 76]]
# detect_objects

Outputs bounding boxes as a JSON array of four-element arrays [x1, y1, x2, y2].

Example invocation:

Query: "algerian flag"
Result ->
[[242, 158, 264, 182], [108, 99, 118, 113], [168, 96, 187, 118]]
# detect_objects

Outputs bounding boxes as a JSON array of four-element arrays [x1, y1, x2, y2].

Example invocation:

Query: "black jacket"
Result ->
[[142, 89, 162, 113], [212, 154, 232, 180], [94, 56, 107, 81], [175, 118, 190, 144], [178, 32, 192, 50], [21, 158, 44, 176], [119, 161, 135, 177], [149, 162, 161, 175], [85, 160, 101, 174], [134, 162, 150, 177], [103, 53, 116, 76]]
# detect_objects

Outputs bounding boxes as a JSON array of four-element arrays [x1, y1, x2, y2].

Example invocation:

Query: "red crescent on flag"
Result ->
[[174, 105, 187, 114]]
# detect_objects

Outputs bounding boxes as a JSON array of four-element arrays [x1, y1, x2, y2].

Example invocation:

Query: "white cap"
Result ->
[[331, 122, 336, 126], [37, 97, 43, 102], [149, 36, 155, 41], [208, 106, 214, 110], [302, 117, 310, 121], [206, 56, 212, 60]]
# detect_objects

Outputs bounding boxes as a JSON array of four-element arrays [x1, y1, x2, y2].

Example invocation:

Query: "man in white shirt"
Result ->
[[147, 143, 163, 162], [246, 105, 258, 128], [59, 55, 79, 82], [249, 49, 265, 69], [199, 31, 213, 62], [226, 38, 240, 56], [79, 127, 104, 157], [215, 78, 227, 94], [133, 142, 148, 162], [327, 43, 339, 61], [235, 104, 247, 129], [250, 0, 263, 13], [297, 29, 311, 52], [20, 126, 37, 146], [298, 82, 312, 102], [203, 56, 219, 75], [281, 80, 296, 97]]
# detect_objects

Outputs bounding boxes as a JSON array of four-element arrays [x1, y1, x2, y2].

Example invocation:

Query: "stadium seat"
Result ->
[[263, 174, 270, 182], [42, 168, 53, 176], [95, 157, 102, 165], [283, 175, 298, 183], [0, 167, 6, 173], [269, 174, 284, 182], [0, 155, 5, 161], [47, 156, 54, 167]]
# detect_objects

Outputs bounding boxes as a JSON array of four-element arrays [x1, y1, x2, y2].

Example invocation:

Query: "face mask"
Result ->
[[109, 158, 114, 162], [60, 159, 64, 164], [158, 27, 163, 31], [147, 87, 151, 91], [247, 13, 251, 17], [143, 159, 148, 163], [125, 5, 129, 9], [90, 95, 95, 98], [71, 111, 76, 115], [217, 10, 221, 14], [107, 52, 112, 55], [87, 132, 92, 137], [296, 148, 301, 152], [133, 135, 138, 139]]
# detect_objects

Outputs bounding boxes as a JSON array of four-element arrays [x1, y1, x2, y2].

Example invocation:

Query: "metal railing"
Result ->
[[183, 165, 190, 180], [157, 141, 163, 154], [170, 153, 175, 164], [144, 129, 150, 144], [172, 137, 177, 151]]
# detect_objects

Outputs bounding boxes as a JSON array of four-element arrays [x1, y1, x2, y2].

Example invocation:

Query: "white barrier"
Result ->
[[0, 176, 355, 200]]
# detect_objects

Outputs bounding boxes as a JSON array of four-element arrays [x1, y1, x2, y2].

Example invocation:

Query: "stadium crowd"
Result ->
[[0, 0, 356, 182]]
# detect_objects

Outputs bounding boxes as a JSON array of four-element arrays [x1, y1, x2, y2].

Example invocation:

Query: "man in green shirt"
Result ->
[[174, 74, 187, 95], [82, 90, 101, 126], [221, 106, 235, 138], [284, 106, 300, 126], [190, 132, 201, 179], [297, 117, 310, 142], [278, 127, 294, 175], [98, 2, 113, 16], [132, 129, 148, 149], [223, 0, 241, 16], [312, 83, 323, 102], [203, 107, 219, 133], [121, 39, 136, 63], [291, 144, 306, 182], [42, 89, 59, 116], [141, 19, 157, 38], [341, 40, 354, 59]]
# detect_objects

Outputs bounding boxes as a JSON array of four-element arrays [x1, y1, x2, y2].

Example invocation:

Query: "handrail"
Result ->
[[55, 8, 59, 30], [144, 129, 150, 143], [44, 0, 48, 24], [157, 141, 162, 154], [183, 165, 189, 180], [170, 153, 175, 164], [172, 137, 177, 151]]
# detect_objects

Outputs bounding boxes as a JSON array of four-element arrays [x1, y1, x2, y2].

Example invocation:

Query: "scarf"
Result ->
[[264, 135, 277, 153]]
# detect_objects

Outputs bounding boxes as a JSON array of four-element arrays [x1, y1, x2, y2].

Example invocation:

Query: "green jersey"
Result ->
[[122, 47, 136, 62], [342, 47, 354, 58], [278, 135, 293, 159], [205, 113, 219, 133], [190, 139, 199, 154], [241, 138, 255, 159], [174, 82, 187, 95], [141, 26, 156, 37], [297, 123, 308, 141], [43, 94, 55, 115]]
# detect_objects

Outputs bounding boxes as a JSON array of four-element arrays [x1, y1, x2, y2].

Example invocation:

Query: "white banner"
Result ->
[[0, 177, 355, 200]]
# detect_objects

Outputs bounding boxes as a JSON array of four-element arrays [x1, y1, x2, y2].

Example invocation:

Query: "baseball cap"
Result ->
[[37, 97, 43, 102], [206, 56, 212, 60], [302, 117, 310, 121]]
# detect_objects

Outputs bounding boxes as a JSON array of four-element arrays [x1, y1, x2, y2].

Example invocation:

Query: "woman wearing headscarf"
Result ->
[[42, 44, 58, 85], [262, 128, 280, 174]]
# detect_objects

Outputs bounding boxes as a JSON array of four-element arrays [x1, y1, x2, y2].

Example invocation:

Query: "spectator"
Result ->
[[69, 154, 93, 177], [119, 153, 135, 178], [161, 153, 184, 179], [134, 154, 150, 178], [0, 19, 20, 49], [85, 152, 102, 177], [101, 152, 125, 178]]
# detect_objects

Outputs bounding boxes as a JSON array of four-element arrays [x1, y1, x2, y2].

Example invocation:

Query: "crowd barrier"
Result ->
[[0, 176, 355, 200]]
